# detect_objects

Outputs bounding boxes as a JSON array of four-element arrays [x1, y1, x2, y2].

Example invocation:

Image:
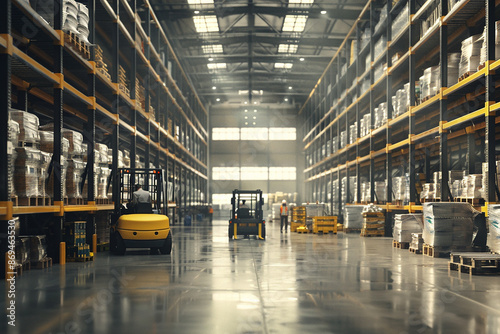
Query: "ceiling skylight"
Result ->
[[275, 63, 293, 69], [202, 44, 223, 53], [193, 15, 219, 33], [282, 15, 307, 32], [207, 63, 227, 70], [187, 0, 214, 6], [288, 0, 314, 6], [278, 44, 298, 53]]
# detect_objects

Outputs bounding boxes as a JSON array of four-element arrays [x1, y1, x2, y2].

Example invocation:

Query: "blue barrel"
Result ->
[[196, 213, 203, 221], [184, 215, 192, 226]]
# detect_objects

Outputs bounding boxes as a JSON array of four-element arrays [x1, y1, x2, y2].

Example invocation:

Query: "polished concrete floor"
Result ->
[[3, 220, 500, 334]]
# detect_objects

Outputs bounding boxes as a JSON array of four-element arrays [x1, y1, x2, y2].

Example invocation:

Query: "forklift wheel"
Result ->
[[160, 232, 172, 255], [111, 230, 126, 255], [228, 225, 234, 239]]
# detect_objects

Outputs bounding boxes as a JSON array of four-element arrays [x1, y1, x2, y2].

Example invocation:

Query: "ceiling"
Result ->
[[150, 0, 367, 109]]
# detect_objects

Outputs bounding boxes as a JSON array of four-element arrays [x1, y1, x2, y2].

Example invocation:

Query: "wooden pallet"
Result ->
[[96, 243, 110, 252], [344, 228, 361, 234], [360, 229, 384, 237], [458, 71, 474, 82], [64, 31, 90, 59], [420, 198, 440, 203], [393, 240, 410, 249], [296, 227, 310, 234], [119, 84, 130, 98], [422, 244, 470, 258], [449, 252, 500, 275], [68, 197, 85, 205], [18, 196, 51, 206], [97, 67, 111, 81], [10, 196, 18, 206], [14, 262, 31, 276], [453, 197, 485, 206], [18, 140, 40, 148], [67, 255, 94, 262], [409, 247, 422, 254], [96, 198, 111, 204], [31, 257, 53, 269]]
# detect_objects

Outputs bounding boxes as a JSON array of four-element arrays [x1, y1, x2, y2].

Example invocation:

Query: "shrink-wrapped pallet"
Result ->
[[15, 237, 30, 265], [39, 151, 52, 198], [465, 174, 482, 199], [14, 148, 41, 197], [28, 235, 48, 262], [422, 202, 475, 249], [479, 22, 500, 67], [487, 205, 500, 253], [374, 181, 386, 202], [8, 120, 19, 197], [393, 214, 423, 243], [45, 155, 67, 198], [340, 130, 347, 148], [345, 205, 364, 229], [63, 129, 84, 156], [410, 232, 424, 250], [39, 131, 70, 157], [77, 2, 90, 44], [349, 122, 357, 145], [82, 164, 99, 199], [66, 158, 85, 199], [9, 109, 40, 144], [459, 34, 483, 77], [392, 3, 408, 37], [95, 143, 109, 165], [97, 167, 111, 199]]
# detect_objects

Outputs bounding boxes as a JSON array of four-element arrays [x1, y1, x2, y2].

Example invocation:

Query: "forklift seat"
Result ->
[[135, 202, 153, 214], [237, 208, 250, 218]]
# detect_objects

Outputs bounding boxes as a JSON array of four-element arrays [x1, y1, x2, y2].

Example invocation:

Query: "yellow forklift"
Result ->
[[110, 168, 172, 255], [229, 189, 266, 240]]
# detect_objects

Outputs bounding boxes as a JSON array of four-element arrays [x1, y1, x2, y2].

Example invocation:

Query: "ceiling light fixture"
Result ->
[[245, 116, 248, 119], [253, 110, 257, 112], [208, 57, 214, 61], [284, 98, 289, 102], [244, 102, 248, 105], [288, 86, 293, 90], [212, 86, 217, 90], [299, 57, 305, 61], [216, 98, 220, 101], [244, 109, 248, 112], [245, 122, 248, 125], [253, 122, 256, 125], [253, 116, 256, 119], [194, 10, 200, 14], [321, 10, 327, 15]]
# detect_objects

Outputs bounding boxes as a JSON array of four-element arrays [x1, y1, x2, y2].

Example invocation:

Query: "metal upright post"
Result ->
[[408, 0, 417, 206], [386, 1, 393, 205], [86, 0, 97, 249], [356, 23, 361, 203], [485, 0, 496, 206], [439, 0, 449, 201], [467, 131, 476, 174], [369, 2, 375, 203], [0, 0, 12, 279], [111, 0, 120, 211], [144, 8, 151, 175]]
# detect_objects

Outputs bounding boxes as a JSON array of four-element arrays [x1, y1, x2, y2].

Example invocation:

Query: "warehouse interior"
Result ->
[[3, 0, 500, 333]]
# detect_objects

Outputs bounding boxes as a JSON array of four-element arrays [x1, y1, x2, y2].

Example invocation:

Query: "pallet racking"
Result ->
[[300, 0, 499, 226], [0, 0, 208, 271]]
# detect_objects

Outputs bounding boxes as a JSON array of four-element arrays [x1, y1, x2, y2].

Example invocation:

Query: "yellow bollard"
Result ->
[[258, 223, 264, 240], [59, 242, 66, 265], [92, 234, 97, 255], [234, 224, 238, 240]]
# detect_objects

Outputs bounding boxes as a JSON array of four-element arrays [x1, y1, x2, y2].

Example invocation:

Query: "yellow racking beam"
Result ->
[[411, 94, 440, 115], [442, 106, 486, 130], [443, 67, 486, 96]]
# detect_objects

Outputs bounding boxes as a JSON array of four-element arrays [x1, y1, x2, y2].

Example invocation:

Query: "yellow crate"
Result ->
[[312, 216, 338, 234], [291, 221, 305, 232]]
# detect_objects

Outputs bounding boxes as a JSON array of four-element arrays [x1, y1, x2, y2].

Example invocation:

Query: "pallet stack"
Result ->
[[449, 252, 500, 275], [291, 206, 306, 232], [119, 66, 130, 97], [312, 216, 337, 234], [409, 233, 424, 254], [95, 45, 111, 81], [361, 211, 385, 237], [135, 77, 145, 110]]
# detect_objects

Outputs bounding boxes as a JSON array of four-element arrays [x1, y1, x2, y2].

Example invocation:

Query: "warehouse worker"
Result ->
[[239, 200, 249, 209], [237, 200, 250, 218], [131, 184, 152, 213], [280, 200, 288, 233], [208, 205, 214, 224]]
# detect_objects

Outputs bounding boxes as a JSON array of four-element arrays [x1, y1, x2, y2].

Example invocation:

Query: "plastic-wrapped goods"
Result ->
[[14, 148, 41, 197], [488, 204, 500, 253], [479, 22, 500, 67], [28, 235, 47, 262], [448, 170, 465, 198], [9, 109, 40, 144], [361, 182, 370, 202], [82, 165, 99, 199], [361, 77, 371, 94], [305, 203, 326, 218], [340, 130, 347, 148], [39, 131, 70, 157], [373, 62, 386, 82], [393, 176, 408, 201], [77, 3, 90, 44], [393, 214, 423, 243], [9, 119, 20, 146], [374, 102, 387, 129], [360, 27, 370, 49], [345, 205, 364, 229], [459, 34, 483, 78], [62, 0, 79, 34], [422, 202, 475, 249], [392, 3, 409, 37], [481, 162, 500, 200], [66, 158, 85, 199], [46, 156, 67, 198], [349, 122, 357, 145], [464, 174, 482, 199], [410, 233, 424, 250], [420, 183, 436, 200], [374, 4, 387, 33], [38, 151, 52, 198], [15, 237, 30, 265], [97, 167, 111, 199], [374, 181, 386, 202], [63, 129, 84, 156], [331, 137, 338, 153], [421, 66, 440, 100], [374, 36, 387, 59], [95, 143, 109, 165], [447, 53, 461, 86]]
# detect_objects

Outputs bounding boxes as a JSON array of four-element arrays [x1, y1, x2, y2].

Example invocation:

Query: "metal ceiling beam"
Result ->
[[193, 71, 322, 79], [177, 35, 344, 48], [154, 6, 361, 21], [184, 54, 332, 64]]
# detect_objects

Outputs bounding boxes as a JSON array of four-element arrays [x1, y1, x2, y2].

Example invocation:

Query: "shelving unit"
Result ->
[[0, 0, 208, 268], [300, 0, 499, 225]]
